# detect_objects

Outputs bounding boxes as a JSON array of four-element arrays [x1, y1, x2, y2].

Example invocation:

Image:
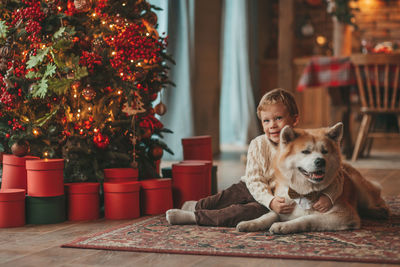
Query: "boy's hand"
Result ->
[[313, 195, 333, 213], [270, 197, 295, 214]]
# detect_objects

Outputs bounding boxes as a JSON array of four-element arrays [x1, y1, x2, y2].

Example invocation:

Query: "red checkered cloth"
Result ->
[[296, 56, 356, 92]]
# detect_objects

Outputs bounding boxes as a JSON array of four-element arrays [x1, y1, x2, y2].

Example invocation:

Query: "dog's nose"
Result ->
[[314, 158, 325, 168]]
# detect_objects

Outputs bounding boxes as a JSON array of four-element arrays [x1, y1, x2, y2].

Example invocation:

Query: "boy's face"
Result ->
[[260, 102, 298, 144]]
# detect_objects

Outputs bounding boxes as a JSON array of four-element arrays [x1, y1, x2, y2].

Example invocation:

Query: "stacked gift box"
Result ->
[[162, 135, 217, 208], [25, 158, 66, 224], [0, 155, 66, 227], [0, 134, 213, 227], [102, 168, 173, 219]]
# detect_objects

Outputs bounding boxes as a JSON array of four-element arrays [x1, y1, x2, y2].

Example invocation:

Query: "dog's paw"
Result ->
[[269, 222, 291, 234], [236, 221, 255, 232], [166, 209, 196, 225], [236, 220, 266, 232]]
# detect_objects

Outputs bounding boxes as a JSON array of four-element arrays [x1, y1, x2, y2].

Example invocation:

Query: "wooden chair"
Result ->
[[350, 53, 400, 161]]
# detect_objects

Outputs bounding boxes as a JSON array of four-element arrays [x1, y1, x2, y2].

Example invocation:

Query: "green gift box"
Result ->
[[26, 195, 66, 224]]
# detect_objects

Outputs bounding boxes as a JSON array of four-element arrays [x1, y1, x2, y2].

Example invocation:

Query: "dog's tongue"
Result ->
[[311, 172, 324, 179]]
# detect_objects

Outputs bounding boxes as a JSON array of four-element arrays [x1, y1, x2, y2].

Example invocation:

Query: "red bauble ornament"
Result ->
[[154, 102, 167, 116], [150, 145, 163, 160], [11, 139, 30, 157], [133, 67, 146, 82]]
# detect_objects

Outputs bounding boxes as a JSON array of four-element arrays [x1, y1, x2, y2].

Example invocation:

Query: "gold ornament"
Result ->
[[74, 0, 92, 12], [82, 84, 96, 101], [145, 11, 158, 26], [154, 102, 167, 116], [11, 140, 30, 157]]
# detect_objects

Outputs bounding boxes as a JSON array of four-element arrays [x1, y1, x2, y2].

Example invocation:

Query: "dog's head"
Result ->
[[273, 122, 343, 195]]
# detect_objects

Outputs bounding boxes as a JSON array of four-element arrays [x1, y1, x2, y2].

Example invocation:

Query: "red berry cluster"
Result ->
[[8, 118, 26, 132], [12, 0, 45, 46], [13, 60, 27, 77], [0, 75, 15, 109], [106, 23, 166, 80], [94, 0, 108, 14], [139, 113, 163, 131], [65, 0, 77, 16], [80, 51, 103, 72], [93, 132, 110, 149], [73, 116, 94, 133]]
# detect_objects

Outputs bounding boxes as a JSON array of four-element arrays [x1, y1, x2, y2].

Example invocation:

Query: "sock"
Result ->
[[166, 209, 196, 225], [181, 200, 197, 211]]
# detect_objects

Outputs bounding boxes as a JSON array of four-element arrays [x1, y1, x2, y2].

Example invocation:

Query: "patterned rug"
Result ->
[[62, 197, 400, 264]]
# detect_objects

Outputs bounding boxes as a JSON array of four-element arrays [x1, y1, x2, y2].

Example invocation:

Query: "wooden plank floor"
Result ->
[[1, 150, 399, 266]]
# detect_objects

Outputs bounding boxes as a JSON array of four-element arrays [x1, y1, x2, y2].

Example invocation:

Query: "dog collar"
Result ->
[[288, 187, 319, 202]]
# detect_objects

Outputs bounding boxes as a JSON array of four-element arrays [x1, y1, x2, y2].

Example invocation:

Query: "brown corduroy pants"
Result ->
[[194, 181, 269, 227]]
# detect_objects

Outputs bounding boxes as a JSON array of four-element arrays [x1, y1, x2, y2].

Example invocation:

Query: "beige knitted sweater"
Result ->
[[240, 134, 343, 210]]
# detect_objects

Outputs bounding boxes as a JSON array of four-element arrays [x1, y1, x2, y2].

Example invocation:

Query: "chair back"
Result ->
[[350, 53, 400, 113]]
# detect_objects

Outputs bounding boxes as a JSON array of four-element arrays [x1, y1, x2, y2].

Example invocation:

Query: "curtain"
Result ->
[[219, 0, 259, 146], [151, 0, 195, 160]]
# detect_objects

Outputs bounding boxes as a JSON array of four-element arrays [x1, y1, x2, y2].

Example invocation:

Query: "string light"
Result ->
[[43, 151, 49, 158], [33, 129, 39, 136]]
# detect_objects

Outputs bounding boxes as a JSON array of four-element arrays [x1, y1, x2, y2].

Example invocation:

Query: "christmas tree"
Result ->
[[0, 0, 174, 182]]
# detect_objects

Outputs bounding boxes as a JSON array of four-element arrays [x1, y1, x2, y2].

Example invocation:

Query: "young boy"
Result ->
[[166, 88, 342, 227]]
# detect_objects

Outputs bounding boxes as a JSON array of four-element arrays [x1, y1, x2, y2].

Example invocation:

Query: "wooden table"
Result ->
[[296, 56, 357, 158]]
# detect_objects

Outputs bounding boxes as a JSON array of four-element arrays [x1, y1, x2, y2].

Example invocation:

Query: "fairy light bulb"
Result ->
[[117, 90, 122, 95], [316, 35, 327, 46], [43, 151, 49, 158], [33, 129, 39, 136]]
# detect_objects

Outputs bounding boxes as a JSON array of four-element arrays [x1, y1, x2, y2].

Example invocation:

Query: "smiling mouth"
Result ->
[[298, 167, 325, 183]]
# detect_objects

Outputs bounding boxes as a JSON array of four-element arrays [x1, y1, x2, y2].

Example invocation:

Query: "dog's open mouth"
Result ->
[[298, 167, 325, 183]]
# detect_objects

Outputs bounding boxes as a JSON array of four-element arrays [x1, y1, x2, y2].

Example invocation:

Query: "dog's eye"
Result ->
[[321, 149, 328, 154], [301, 150, 311, 154]]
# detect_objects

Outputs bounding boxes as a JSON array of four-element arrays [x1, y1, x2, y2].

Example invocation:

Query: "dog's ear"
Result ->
[[280, 125, 297, 145], [326, 122, 343, 142]]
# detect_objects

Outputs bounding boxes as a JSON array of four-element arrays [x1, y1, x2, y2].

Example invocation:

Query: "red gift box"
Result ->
[[181, 135, 212, 161], [171, 163, 209, 208], [26, 159, 64, 197], [140, 178, 172, 215], [1, 155, 39, 193], [179, 160, 212, 197], [103, 181, 141, 220], [64, 182, 100, 221], [103, 168, 139, 183], [0, 189, 25, 228]]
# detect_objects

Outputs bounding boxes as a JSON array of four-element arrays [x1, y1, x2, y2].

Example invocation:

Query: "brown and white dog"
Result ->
[[236, 122, 390, 234]]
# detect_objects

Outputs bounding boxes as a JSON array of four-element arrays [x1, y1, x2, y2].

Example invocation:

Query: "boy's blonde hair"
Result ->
[[257, 88, 299, 119]]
